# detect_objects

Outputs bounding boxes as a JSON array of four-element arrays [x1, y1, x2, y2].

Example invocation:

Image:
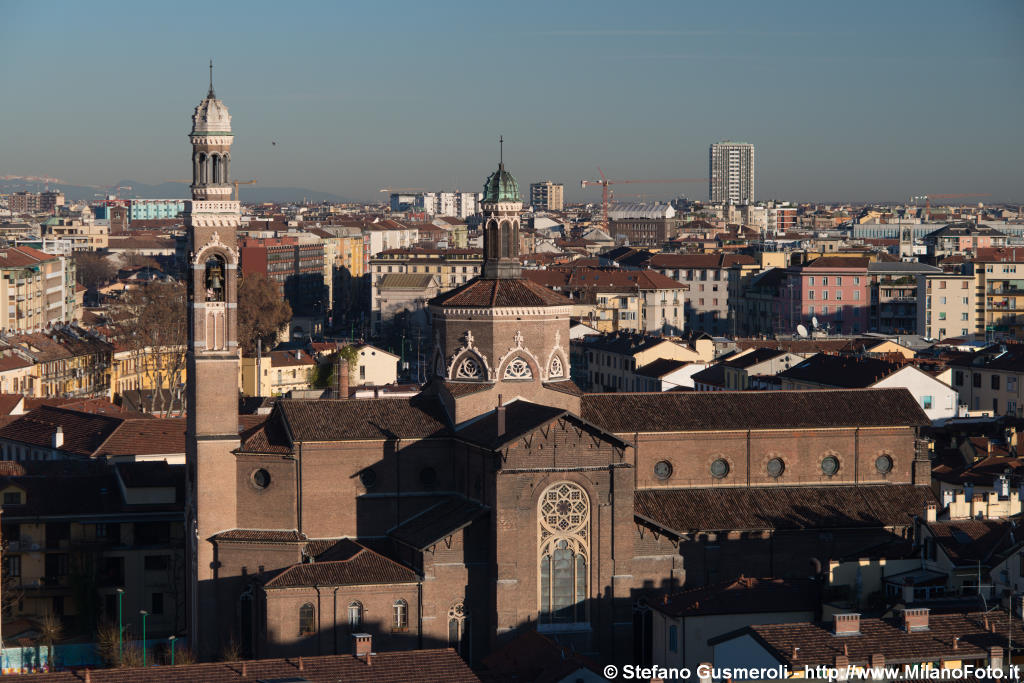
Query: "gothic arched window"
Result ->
[[298, 603, 315, 635], [503, 357, 532, 380], [538, 482, 589, 625], [448, 602, 467, 654], [204, 254, 226, 302], [348, 601, 363, 629], [455, 354, 484, 380], [548, 355, 565, 379]]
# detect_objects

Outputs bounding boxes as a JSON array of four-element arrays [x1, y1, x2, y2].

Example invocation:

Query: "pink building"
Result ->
[[781, 257, 870, 335]]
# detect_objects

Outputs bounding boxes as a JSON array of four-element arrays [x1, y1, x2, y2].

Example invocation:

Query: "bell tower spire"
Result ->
[[481, 137, 523, 279], [184, 68, 240, 660]]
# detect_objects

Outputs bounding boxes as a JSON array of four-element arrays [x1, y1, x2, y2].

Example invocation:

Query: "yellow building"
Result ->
[[973, 247, 1024, 340], [110, 345, 187, 399], [239, 349, 316, 397]]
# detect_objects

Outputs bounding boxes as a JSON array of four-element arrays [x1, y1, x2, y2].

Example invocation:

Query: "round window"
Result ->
[[766, 457, 785, 478], [821, 456, 840, 476], [420, 467, 438, 489], [251, 469, 271, 489], [876, 455, 893, 474], [710, 458, 730, 479], [360, 468, 377, 489], [654, 460, 673, 480]]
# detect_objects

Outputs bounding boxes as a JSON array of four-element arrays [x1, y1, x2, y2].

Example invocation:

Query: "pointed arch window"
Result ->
[[298, 602, 315, 635], [448, 602, 467, 655], [455, 354, 484, 380], [538, 482, 589, 625], [548, 355, 565, 379], [204, 254, 226, 301]]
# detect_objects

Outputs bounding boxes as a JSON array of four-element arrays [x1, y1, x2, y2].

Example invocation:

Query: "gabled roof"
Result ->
[[581, 388, 928, 434], [277, 397, 450, 441], [377, 272, 437, 290], [651, 577, 819, 618], [388, 496, 489, 550], [264, 539, 418, 588], [926, 518, 1019, 566], [636, 484, 936, 534]]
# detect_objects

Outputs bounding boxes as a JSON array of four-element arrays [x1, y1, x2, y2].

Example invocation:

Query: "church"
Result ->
[[183, 78, 937, 665]]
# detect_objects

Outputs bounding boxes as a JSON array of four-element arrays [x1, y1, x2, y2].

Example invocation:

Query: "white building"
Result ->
[[709, 141, 755, 204]]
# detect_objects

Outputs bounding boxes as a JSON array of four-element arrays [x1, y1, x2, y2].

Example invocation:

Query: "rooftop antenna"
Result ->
[[499, 135, 504, 167], [208, 59, 215, 98]]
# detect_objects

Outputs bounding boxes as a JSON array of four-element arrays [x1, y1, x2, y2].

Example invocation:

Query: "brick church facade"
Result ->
[[183, 83, 937, 664]]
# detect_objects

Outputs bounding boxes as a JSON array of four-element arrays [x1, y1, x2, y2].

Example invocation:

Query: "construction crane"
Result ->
[[910, 193, 991, 221], [581, 168, 707, 227], [379, 187, 425, 194]]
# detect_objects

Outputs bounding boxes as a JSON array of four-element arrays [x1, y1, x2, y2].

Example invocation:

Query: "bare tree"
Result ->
[[108, 281, 188, 416], [40, 612, 63, 669], [73, 252, 117, 290], [237, 274, 292, 356]]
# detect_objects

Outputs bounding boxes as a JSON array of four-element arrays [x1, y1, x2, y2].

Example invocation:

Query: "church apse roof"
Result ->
[[430, 276, 570, 308], [388, 496, 489, 551]]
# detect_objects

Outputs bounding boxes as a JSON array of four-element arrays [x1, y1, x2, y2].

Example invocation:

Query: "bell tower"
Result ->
[[184, 61, 241, 658], [481, 136, 523, 279]]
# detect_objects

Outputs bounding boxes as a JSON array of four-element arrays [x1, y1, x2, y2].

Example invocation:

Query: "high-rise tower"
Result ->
[[184, 62, 241, 657], [709, 141, 755, 204]]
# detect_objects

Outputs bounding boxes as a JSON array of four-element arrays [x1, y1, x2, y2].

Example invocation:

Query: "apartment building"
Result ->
[[646, 253, 759, 336], [917, 272, 977, 340], [529, 181, 564, 211], [0, 246, 79, 332], [7, 328, 113, 398], [973, 247, 1024, 340], [922, 222, 1007, 258], [9, 191, 64, 215], [867, 261, 942, 334], [709, 141, 755, 204], [578, 331, 716, 392], [239, 235, 329, 319], [780, 257, 871, 335], [524, 267, 687, 334], [41, 216, 109, 251], [369, 248, 482, 314], [948, 344, 1024, 417], [0, 460, 185, 641]]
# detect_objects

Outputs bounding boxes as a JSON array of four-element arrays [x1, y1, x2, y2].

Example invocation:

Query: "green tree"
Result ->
[[307, 346, 358, 389], [237, 274, 292, 356]]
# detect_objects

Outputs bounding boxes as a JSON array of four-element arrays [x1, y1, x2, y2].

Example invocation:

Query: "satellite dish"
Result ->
[[811, 316, 819, 329], [796, 324, 809, 338]]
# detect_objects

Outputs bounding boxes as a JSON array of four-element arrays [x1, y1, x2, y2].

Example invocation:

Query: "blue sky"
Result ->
[[1, 0, 1022, 203]]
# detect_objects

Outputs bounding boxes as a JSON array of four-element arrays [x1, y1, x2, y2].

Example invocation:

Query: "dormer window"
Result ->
[[3, 490, 22, 505]]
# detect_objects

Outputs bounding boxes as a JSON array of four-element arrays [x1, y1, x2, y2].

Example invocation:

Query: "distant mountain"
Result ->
[[1, 179, 352, 205]]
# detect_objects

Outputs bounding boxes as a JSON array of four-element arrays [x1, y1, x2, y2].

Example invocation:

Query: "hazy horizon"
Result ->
[[1, 0, 1022, 204]]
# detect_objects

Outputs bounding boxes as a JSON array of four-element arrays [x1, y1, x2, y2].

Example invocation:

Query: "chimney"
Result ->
[[335, 356, 349, 399], [989, 646, 1004, 669], [834, 613, 860, 636], [497, 394, 506, 438], [834, 655, 849, 680], [353, 633, 372, 665], [84, 671, 91, 683], [925, 502, 937, 523], [298, 656, 304, 671], [943, 488, 955, 509], [953, 636, 959, 650], [901, 607, 929, 632], [52, 426, 64, 449], [1000, 474, 1010, 499], [869, 654, 885, 670]]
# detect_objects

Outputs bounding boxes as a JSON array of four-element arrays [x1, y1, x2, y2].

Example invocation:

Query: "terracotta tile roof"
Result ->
[[237, 414, 293, 455], [0, 355, 33, 372], [636, 358, 690, 378], [0, 393, 24, 415], [651, 577, 819, 617], [480, 629, 601, 683], [264, 539, 418, 588], [456, 401, 569, 449], [431, 277, 570, 308], [212, 529, 306, 543], [926, 519, 1018, 566], [542, 379, 583, 396], [0, 246, 56, 267], [581, 388, 929, 434], [635, 484, 935, 534], [647, 253, 756, 269], [801, 256, 871, 269], [277, 397, 450, 441], [0, 650, 479, 682], [438, 380, 492, 398], [0, 406, 123, 457], [95, 418, 185, 457], [738, 610, 1024, 666], [264, 349, 315, 367], [389, 496, 489, 550], [377, 272, 438, 290]]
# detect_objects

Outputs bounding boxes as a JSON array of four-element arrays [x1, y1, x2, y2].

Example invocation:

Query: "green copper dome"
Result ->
[[482, 163, 520, 203]]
